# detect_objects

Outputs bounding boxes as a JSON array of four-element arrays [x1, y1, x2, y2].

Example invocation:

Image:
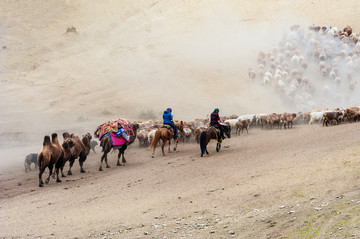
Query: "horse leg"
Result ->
[[168, 139, 171, 153], [173, 138, 178, 151], [38, 166, 46, 187], [216, 141, 222, 152], [161, 140, 166, 156], [45, 163, 54, 184], [151, 138, 158, 158]]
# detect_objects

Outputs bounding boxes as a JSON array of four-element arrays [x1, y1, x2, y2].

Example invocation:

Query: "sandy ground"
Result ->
[[1, 123, 360, 238], [1, 0, 360, 238]]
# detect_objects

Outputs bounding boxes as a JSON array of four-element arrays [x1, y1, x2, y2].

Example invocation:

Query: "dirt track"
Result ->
[[1, 123, 360, 238]]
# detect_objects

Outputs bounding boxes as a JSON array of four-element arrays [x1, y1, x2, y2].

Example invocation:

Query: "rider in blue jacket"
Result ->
[[163, 108, 178, 139]]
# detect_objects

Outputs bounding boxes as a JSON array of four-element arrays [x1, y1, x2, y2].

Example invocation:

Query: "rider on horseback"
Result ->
[[210, 108, 225, 140], [163, 107, 178, 140]]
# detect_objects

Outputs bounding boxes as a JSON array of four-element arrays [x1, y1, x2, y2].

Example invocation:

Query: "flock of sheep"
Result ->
[[249, 24, 360, 112]]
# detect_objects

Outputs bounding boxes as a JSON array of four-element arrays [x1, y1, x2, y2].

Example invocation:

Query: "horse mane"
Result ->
[[175, 121, 184, 131], [220, 123, 230, 131]]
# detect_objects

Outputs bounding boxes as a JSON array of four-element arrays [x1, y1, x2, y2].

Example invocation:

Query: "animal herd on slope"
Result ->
[[24, 104, 360, 187], [24, 24, 360, 187]]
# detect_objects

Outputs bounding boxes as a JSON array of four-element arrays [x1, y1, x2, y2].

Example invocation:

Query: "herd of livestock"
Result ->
[[25, 23, 360, 187], [248, 24, 360, 112], [25, 104, 360, 187]]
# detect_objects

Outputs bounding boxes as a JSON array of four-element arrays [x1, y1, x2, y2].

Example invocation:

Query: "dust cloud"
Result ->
[[0, 0, 359, 169]]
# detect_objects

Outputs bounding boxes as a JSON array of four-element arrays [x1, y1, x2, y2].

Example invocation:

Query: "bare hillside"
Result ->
[[1, 1, 360, 238]]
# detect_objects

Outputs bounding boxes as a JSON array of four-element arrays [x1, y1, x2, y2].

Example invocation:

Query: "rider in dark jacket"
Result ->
[[210, 108, 225, 140], [163, 108, 178, 139]]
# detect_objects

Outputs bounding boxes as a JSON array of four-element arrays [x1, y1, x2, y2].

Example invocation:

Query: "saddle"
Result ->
[[209, 126, 221, 141], [161, 124, 173, 132], [161, 124, 172, 129]]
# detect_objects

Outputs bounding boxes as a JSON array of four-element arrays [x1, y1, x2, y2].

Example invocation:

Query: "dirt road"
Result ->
[[1, 123, 360, 238]]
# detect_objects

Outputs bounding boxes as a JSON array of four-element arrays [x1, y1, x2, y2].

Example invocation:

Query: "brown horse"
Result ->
[[200, 124, 231, 157], [148, 121, 184, 157], [37, 134, 64, 187], [99, 122, 139, 171]]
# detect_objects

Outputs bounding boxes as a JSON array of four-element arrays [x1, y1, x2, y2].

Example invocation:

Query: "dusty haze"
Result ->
[[1, 0, 360, 167]]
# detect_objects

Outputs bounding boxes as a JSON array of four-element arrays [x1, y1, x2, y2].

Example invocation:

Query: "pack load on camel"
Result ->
[[94, 118, 134, 149], [94, 118, 139, 171]]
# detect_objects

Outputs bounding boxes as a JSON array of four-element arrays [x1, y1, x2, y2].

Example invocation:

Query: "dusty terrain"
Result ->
[[1, 0, 360, 238], [1, 123, 360, 238]]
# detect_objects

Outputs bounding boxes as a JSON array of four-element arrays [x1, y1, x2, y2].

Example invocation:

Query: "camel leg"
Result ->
[[38, 167, 46, 187], [116, 149, 121, 166], [104, 153, 110, 168], [67, 158, 74, 175], [60, 163, 66, 177], [99, 152, 106, 171], [45, 164, 54, 184], [55, 166, 61, 183], [121, 151, 126, 164], [121, 145, 127, 163], [79, 153, 86, 173], [79, 160, 86, 173]]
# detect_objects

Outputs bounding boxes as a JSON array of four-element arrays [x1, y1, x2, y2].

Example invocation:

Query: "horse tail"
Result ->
[[148, 130, 160, 150], [200, 131, 207, 155]]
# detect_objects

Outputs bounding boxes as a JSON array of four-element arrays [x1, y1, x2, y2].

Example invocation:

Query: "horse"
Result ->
[[99, 122, 139, 171], [148, 121, 184, 157], [199, 124, 231, 157], [37, 134, 64, 187]]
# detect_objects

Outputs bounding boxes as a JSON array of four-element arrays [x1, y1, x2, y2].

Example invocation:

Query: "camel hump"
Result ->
[[51, 133, 62, 146], [43, 135, 51, 146], [63, 132, 71, 139], [51, 133, 58, 142]]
